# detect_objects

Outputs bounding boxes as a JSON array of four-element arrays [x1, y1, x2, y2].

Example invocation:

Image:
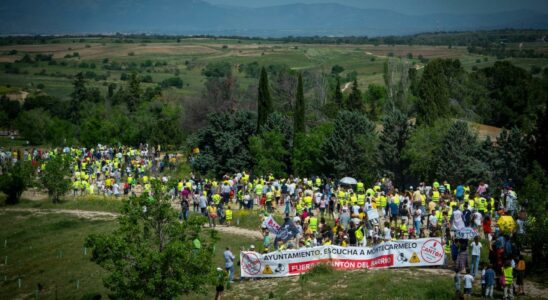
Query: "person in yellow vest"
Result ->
[[356, 181, 365, 193], [468, 196, 475, 210], [350, 192, 357, 205], [337, 189, 346, 211], [393, 192, 400, 205], [400, 222, 408, 239], [207, 203, 218, 228], [357, 193, 366, 206], [265, 190, 273, 213], [449, 199, 458, 217], [432, 188, 440, 203], [315, 177, 321, 188], [379, 192, 387, 217], [477, 196, 487, 216], [489, 197, 495, 217], [503, 259, 514, 300], [225, 205, 233, 227], [72, 180, 80, 196], [303, 194, 313, 209], [212, 193, 221, 205], [308, 213, 318, 233]]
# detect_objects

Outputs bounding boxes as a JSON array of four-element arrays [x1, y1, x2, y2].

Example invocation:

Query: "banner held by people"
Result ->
[[240, 238, 445, 278]]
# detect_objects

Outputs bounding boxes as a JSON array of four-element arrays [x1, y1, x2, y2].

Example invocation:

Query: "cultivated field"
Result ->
[[1, 38, 546, 101]]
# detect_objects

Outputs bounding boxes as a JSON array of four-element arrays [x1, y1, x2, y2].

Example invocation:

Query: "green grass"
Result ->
[[0, 211, 114, 299], [0, 210, 259, 299], [17, 196, 125, 213]]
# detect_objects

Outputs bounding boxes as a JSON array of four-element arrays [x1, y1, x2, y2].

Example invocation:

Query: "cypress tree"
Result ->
[[379, 109, 412, 187], [69, 72, 86, 123], [333, 77, 344, 108], [294, 73, 306, 134], [257, 67, 272, 132], [346, 79, 363, 112]]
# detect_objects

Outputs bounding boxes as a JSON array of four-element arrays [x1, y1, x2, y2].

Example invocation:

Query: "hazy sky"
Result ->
[[205, 0, 548, 14]]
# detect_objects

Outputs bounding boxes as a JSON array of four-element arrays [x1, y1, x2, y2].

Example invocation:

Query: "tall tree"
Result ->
[[127, 72, 141, 112], [403, 119, 452, 182], [86, 183, 217, 299], [333, 77, 344, 108], [257, 67, 273, 132], [69, 72, 86, 123], [346, 79, 363, 112], [294, 73, 306, 134], [520, 163, 548, 269], [416, 59, 462, 126], [531, 99, 548, 171], [434, 121, 484, 185], [492, 127, 530, 187], [379, 109, 412, 187], [191, 111, 256, 177], [321, 111, 378, 182], [250, 129, 290, 178]]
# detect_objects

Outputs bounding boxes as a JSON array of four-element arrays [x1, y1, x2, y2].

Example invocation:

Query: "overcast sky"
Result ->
[[205, 0, 548, 15]]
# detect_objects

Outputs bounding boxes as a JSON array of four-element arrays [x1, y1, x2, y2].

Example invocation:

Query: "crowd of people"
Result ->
[[0, 145, 530, 299]]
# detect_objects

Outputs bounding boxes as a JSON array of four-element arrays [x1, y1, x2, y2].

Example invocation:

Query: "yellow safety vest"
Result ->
[[357, 194, 366, 206], [393, 195, 400, 205], [309, 217, 318, 231], [225, 210, 233, 220], [503, 267, 513, 285], [380, 195, 387, 208], [432, 191, 440, 202], [350, 195, 357, 205]]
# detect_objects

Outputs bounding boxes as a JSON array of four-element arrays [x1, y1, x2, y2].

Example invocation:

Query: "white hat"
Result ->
[[250, 245, 255, 249]]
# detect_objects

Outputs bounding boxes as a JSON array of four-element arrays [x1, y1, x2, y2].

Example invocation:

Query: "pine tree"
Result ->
[[346, 79, 363, 112], [333, 77, 344, 108], [321, 111, 378, 182], [532, 100, 548, 171], [69, 72, 87, 123], [434, 121, 482, 184], [294, 73, 306, 134], [379, 109, 412, 187], [257, 67, 272, 132], [127, 72, 141, 112], [493, 127, 530, 186], [416, 59, 462, 126]]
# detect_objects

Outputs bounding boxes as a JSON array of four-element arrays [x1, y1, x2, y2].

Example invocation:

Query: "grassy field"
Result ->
[[0, 209, 258, 299], [1, 38, 546, 102]]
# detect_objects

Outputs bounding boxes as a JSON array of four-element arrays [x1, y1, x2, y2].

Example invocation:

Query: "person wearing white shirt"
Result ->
[[470, 236, 482, 277]]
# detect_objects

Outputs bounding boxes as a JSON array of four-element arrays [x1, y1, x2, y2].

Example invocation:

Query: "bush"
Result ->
[[0, 192, 7, 206], [160, 77, 183, 89]]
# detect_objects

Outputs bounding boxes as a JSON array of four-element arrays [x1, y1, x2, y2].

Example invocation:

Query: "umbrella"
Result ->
[[339, 177, 357, 185]]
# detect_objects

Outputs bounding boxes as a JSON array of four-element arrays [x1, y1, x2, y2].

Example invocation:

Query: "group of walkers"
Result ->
[[184, 174, 527, 300], [1, 145, 530, 299]]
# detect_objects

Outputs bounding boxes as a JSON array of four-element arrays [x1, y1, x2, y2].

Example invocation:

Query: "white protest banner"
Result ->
[[262, 215, 281, 234], [455, 227, 478, 240], [366, 208, 379, 221], [240, 238, 445, 278]]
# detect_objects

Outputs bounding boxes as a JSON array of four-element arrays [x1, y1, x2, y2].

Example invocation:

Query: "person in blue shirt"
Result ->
[[456, 185, 465, 201], [389, 201, 399, 227], [484, 264, 496, 298]]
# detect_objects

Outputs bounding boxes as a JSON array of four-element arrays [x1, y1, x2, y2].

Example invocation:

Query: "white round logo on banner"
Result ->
[[420, 239, 444, 263], [242, 253, 262, 275]]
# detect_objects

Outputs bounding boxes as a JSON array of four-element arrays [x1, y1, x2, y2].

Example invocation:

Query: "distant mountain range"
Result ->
[[1, 0, 547, 36]]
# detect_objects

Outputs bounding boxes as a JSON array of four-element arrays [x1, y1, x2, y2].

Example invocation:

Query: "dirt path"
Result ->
[[0, 207, 119, 220], [208, 225, 263, 239], [342, 81, 352, 92], [0, 207, 262, 239]]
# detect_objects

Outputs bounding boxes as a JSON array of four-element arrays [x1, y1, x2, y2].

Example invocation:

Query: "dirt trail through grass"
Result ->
[[0, 207, 263, 239], [0, 207, 118, 220]]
